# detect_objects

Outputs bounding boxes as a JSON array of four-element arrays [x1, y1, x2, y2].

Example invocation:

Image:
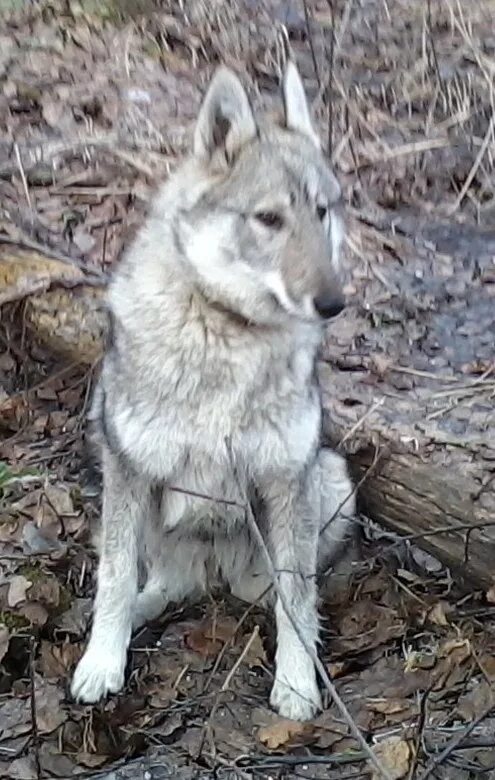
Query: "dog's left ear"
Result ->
[[194, 66, 257, 163], [282, 61, 320, 148]]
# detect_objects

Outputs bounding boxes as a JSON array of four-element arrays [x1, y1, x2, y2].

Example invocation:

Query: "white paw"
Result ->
[[71, 643, 126, 703], [270, 672, 322, 721]]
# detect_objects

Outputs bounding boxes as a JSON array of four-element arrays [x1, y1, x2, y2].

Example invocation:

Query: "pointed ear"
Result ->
[[282, 61, 320, 148], [194, 67, 257, 162]]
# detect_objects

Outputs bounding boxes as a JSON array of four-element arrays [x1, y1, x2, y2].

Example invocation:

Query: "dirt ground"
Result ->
[[1, 1, 495, 778]]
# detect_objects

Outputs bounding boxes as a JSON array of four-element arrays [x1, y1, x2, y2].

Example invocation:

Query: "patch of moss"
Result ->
[[0, 611, 30, 630], [19, 563, 46, 583], [70, 485, 84, 511], [55, 584, 74, 616]]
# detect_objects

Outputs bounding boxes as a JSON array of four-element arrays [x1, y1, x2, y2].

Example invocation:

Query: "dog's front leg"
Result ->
[[260, 474, 322, 721], [71, 448, 149, 703]]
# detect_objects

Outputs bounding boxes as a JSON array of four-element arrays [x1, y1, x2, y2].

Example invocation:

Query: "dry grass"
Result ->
[[1, 2, 494, 779]]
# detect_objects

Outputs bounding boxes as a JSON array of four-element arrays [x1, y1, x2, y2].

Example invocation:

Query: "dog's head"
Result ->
[[176, 62, 345, 327]]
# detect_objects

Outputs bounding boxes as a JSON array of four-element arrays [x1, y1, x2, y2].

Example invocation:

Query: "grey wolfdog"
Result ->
[[71, 61, 355, 721]]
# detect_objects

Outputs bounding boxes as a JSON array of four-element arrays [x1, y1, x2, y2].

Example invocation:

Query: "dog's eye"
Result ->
[[316, 204, 327, 221], [254, 211, 284, 230]]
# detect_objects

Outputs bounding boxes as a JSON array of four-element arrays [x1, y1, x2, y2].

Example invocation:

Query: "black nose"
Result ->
[[313, 295, 345, 320]]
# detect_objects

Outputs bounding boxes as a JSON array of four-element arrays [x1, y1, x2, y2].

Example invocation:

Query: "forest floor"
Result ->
[[1, 1, 495, 778]]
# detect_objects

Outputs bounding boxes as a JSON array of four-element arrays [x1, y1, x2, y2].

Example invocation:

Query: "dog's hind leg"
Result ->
[[72, 448, 149, 703], [133, 535, 209, 628], [316, 448, 356, 571]]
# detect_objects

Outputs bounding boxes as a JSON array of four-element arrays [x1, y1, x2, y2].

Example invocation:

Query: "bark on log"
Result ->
[[1, 216, 494, 587], [321, 215, 495, 587]]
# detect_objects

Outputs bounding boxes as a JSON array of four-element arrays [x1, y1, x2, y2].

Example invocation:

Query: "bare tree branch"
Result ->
[[224, 439, 393, 780]]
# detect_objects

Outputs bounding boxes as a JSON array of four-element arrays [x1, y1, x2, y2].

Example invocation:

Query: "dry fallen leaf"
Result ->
[[334, 600, 406, 655], [478, 655, 495, 681], [7, 575, 32, 608], [43, 482, 74, 517], [327, 660, 347, 679], [40, 641, 81, 679], [75, 752, 110, 769], [457, 679, 494, 721], [366, 698, 411, 715], [148, 682, 177, 708], [0, 697, 31, 740], [425, 600, 451, 627], [404, 649, 436, 673], [18, 602, 49, 627], [372, 736, 412, 779], [30, 575, 60, 608], [22, 522, 63, 555], [243, 627, 267, 668], [486, 584, 495, 604], [311, 711, 349, 750], [430, 637, 472, 691], [0, 626, 9, 663], [35, 679, 68, 735], [258, 717, 312, 750], [54, 598, 91, 635], [8, 755, 38, 780], [185, 617, 238, 658]]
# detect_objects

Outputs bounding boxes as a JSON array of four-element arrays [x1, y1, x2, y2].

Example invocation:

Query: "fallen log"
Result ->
[[322, 214, 495, 587], [1, 216, 494, 587]]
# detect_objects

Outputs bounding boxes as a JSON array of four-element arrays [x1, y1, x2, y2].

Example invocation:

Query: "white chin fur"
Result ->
[[264, 271, 300, 315]]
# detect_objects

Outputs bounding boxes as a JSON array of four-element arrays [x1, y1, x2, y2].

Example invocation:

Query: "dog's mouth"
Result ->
[[266, 294, 320, 326]]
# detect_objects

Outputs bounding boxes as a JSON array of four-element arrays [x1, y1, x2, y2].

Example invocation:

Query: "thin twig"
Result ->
[[198, 626, 262, 762], [0, 134, 117, 179], [427, 0, 447, 102], [225, 440, 393, 780], [447, 111, 495, 214], [14, 142, 34, 220], [334, 0, 353, 55], [338, 397, 384, 447], [389, 519, 495, 550], [302, 0, 321, 88], [408, 688, 432, 780], [29, 636, 41, 780], [238, 751, 369, 769], [417, 701, 495, 780], [320, 445, 382, 539], [168, 484, 245, 509], [204, 586, 271, 693], [387, 365, 461, 383], [220, 625, 260, 692], [342, 137, 452, 173], [325, 0, 336, 155], [109, 148, 155, 178]]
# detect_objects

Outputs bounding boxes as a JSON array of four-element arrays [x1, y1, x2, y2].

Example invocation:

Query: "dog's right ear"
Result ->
[[194, 67, 257, 163], [282, 61, 320, 148]]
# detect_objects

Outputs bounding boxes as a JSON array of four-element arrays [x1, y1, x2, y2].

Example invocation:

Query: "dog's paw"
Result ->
[[71, 643, 126, 703], [270, 672, 322, 721]]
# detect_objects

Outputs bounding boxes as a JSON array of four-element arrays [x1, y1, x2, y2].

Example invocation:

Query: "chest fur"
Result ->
[[101, 295, 322, 481]]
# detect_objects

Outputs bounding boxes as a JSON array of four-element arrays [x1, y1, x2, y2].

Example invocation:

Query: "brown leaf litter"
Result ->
[[1, 1, 495, 779]]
